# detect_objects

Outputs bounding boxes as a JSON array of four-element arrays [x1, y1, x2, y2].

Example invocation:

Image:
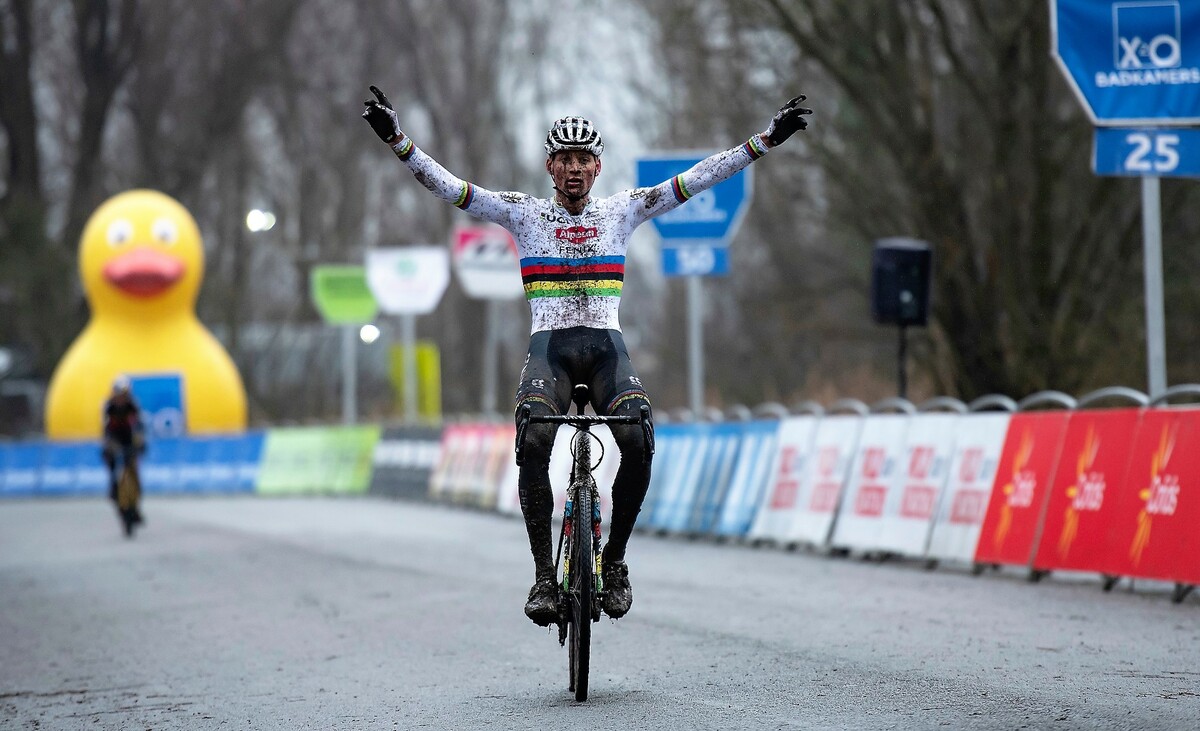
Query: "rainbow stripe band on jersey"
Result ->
[[742, 135, 768, 160], [521, 255, 625, 299], [454, 182, 475, 210], [670, 174, 693, 204], [394, 137, 415, 161]]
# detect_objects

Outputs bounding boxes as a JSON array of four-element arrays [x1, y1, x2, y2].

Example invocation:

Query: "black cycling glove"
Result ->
[[763, 95, 813, 147], [362, 85, 404, 144]]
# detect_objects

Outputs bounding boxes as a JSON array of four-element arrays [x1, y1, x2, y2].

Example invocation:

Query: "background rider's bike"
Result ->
[[516, 385, 652, 702], [114, 448, 142, 537]]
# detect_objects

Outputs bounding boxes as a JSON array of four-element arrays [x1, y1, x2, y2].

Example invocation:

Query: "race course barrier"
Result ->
[[6, 384, 1198, 604]]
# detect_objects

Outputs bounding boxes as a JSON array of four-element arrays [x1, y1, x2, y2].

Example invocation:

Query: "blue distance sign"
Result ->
[[1094, 126, 1200, 176], [636, 153, 753, 277], [1052, 0, 1200, 126]]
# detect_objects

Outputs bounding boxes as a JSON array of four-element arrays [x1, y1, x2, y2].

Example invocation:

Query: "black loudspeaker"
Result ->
[[871, 238, 932, 327]]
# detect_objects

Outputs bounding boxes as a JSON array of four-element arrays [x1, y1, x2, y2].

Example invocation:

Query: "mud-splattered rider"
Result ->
[[362, 87, 812, 625]]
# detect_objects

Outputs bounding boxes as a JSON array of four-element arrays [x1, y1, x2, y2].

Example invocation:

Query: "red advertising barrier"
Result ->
[[974, 412, 1070, 567], [1099, 408, 1200, 585], [1031, 408, 1142, 574]]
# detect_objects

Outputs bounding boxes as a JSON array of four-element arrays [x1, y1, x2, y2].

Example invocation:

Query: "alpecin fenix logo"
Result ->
[[555, 226, 598, 244], [1099, 1, 1200, 87]]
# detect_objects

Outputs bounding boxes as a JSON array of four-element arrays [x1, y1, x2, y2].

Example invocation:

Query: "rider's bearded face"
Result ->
[[546, 150, 601, 200]]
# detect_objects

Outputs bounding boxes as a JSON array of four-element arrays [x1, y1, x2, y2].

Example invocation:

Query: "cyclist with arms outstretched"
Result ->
[[102, 375, 145, 529], [362, 87, 812, 625]]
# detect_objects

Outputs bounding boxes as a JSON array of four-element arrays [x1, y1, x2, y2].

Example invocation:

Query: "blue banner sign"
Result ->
[[131, 373, 186, 438], [1094, 126, 1200, 176], [1052, 0, 1200, 125], [636, 154, 753, 277]]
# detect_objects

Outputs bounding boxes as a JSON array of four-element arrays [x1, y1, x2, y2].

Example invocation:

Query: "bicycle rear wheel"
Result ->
[[568, 479, 594, 702], [116, 464, 141, 537]]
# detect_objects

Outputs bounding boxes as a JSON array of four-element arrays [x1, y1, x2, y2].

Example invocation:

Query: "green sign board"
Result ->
[[255, 425, 381, 494], [310, 265, 379, 325]]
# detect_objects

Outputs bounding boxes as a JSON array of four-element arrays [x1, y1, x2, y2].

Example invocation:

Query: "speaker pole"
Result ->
[[897, 323, 908, 400]]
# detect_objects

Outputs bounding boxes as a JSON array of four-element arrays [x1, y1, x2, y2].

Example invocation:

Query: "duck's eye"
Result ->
[[106, 219, 134, 247], [152, 217, 178, 245]]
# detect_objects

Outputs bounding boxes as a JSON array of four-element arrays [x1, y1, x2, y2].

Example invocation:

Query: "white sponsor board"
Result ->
[[747, 416, 820, 542], [925, 413, 1012, 563], [365, 246, 450, 315], [875, 413, 960, 556], [830, 414, 912, 551], [714, 421, 780, 536], [782, 415, 864, 546]]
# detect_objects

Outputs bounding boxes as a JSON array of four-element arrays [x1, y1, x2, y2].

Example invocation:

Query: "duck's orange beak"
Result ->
[[103, 248, 185, 297]]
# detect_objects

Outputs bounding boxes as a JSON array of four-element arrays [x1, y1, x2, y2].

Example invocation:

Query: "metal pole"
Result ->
[[687, 275, 704, 419], [482, 299, 500, 415], [341, 324, 357, 425], [402, 314, 418, 422], [898, 324, 908, 400], [1141, 176, 1167, 399]]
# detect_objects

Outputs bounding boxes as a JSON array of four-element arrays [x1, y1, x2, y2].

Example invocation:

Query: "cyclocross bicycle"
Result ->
[[516, 384, 652, 702]]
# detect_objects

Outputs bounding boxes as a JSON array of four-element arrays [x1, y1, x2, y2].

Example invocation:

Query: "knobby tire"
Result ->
[[569, 475, 594, 702]]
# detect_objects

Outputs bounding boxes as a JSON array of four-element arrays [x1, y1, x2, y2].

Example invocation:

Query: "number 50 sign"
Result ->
[[1094, 127, 1200, 177]]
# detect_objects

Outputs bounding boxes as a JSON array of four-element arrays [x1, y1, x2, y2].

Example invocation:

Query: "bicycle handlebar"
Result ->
[[515, 404, 653, 466], [526, 414, 642, 426]]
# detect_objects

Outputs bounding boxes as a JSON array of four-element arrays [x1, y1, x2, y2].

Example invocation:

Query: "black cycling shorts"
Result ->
[[514, 326, 650, 417]]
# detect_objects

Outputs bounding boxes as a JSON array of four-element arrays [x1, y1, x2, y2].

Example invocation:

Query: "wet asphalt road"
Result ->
[[1, 496, 1198, 730]]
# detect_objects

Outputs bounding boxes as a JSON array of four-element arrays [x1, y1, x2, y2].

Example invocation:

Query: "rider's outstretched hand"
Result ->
[[362, 85, 404, 144], [763, 95, 813, 147]]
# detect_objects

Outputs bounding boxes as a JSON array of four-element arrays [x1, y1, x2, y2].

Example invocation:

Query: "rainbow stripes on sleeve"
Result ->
[[453, 182, 475, 210], [520, 255, 625, 299], [670, 175, 693, 204], [742, 135, 769, 160]]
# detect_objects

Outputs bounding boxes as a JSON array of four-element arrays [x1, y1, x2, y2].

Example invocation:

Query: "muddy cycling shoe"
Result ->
[[602, 559, 632, 619], [524, 577, 559, 626]]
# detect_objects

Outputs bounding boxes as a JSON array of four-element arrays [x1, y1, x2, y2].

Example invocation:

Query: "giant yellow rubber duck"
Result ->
[[45, 190, 247, 439]]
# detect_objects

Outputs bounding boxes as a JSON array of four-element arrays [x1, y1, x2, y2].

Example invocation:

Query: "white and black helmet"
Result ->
[[544, 116, 604, 157]]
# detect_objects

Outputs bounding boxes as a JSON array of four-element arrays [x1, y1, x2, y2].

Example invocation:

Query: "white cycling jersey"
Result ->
[[390, 134, 771, 333]]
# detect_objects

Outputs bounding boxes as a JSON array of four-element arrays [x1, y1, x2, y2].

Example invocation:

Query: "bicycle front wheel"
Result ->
[[568, 480, 594, 702]]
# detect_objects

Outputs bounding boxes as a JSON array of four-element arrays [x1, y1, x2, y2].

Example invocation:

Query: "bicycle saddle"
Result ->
[[571, 384, 590, 415]]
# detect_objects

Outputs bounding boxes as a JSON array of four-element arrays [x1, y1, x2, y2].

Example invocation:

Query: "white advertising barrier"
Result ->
[[830, 414, 912, 551], [496, 445, 522, 517], [925, 412, 1011, 563], [875, 413, 961, 557], [473, 425, 512, 510], [782, 415, 864, 547], [714, 421, 781, 537], [648, 427, 709, 531], [746, 416, 820, 543], [429, 425, 466, 500]]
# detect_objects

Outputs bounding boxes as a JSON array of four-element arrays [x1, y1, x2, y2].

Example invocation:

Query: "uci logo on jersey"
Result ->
[[1114, 2, 1182, 70]]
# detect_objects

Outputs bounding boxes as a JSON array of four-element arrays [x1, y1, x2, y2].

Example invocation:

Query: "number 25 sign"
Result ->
[[1093, 127, 1200, 178]]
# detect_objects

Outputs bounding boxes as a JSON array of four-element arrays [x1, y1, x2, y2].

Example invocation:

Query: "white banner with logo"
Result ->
[[926, 413, 1011, 562], [451, 224, 524, 300], [747, 416, 820, 543], [875, 413, 961, 557], [830, 414, 912, 551], [365, 246, 450, 315], [782, 415, 864, 547]]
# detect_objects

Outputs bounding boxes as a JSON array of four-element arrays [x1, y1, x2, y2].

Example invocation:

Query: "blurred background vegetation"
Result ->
[[2, 0, 1198, 432]]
